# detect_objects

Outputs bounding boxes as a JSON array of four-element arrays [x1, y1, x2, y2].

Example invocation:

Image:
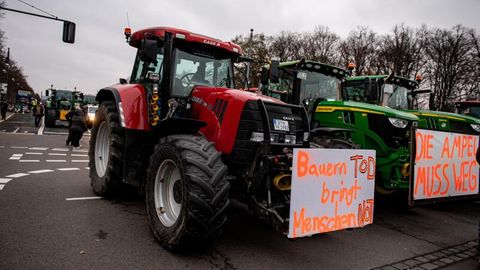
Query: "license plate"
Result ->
[[273, 119, 289, 131]]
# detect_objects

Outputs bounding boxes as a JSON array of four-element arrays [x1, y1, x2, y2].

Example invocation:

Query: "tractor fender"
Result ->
[[152, 117, 207, 137], [310, 127, 354, 137], [96, 85, 150, 130]]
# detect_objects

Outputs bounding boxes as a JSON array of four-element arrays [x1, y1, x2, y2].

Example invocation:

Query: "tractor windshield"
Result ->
[[298, 71, 340, 102], [382, 84, 412, 110], [55, 90, 73, 101], [457, 105, 480, 118], [172, 48, 233, 97], [343, 80, 380, 104], [264, 69, 340, 104]]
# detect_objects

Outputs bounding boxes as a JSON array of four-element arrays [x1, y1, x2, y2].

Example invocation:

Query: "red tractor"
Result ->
[[89, 27, 309, 251]]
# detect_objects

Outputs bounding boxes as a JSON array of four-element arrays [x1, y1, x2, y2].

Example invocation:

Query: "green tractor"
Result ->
[[260, 60, 418, 199], [343, 75, 480, 135], [44, 88, 84, 128]]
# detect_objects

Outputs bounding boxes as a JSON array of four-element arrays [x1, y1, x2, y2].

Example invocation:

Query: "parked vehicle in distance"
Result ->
[[85, 105, 98, 129]]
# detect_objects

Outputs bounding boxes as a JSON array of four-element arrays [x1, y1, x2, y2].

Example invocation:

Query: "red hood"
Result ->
[[192, 86, 284, 104]]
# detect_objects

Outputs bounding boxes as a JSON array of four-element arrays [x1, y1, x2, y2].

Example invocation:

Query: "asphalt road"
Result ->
[[0, 113, 478, 270]]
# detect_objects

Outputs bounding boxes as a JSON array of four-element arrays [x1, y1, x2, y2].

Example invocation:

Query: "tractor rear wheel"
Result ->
[[89, 101, 124, 197], [44, 108, 56, 128], [146, 135, 230, 252]]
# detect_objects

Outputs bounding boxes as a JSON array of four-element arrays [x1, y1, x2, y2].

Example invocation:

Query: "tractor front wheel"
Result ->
[[89, 101, 124, 197], [44, 108, 56, 128], [146, 135, 230, 252]]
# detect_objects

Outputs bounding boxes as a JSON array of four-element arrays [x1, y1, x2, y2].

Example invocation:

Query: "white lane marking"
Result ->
[[52, 148, 69, 152], [25, 152, 43, 155], [71, 154, 88, 157], [72, 160, 89, 163], [11, 146, 27, 149], [0, 185, 4, 190], [0, 178, 12, 184], [73, 149, 88, 153], [29, 147, 48, 151], [12, 128, 20, 133], [28, 169, 55, 174], [46, 160, 67, 162], [37, 119, 45, 135], [5, 173, 29, 178], [19, 160, 40, 163], [43, 130, 69, 135], [57, 168, 80, 171], [48, 153, 67, 156], [9, 154, 23, 160], [84, 167, 90, 170], [65, 196, 102, 201]]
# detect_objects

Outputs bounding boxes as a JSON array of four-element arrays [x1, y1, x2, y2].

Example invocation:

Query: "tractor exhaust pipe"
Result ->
[[273, 174, 291, 191]]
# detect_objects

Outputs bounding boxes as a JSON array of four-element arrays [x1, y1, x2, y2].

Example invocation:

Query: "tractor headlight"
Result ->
[[284, 135, 297, 144], [250, 132, 264, 142], [270, 133, 279, 143], [388, 117, 408, 129], [470, 124, 480, 132]]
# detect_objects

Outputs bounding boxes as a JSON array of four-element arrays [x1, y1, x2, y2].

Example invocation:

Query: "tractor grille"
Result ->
[[449, 121, 477, 134], [425, 117, 438, 129], [368, 114, 412, 149], [230, 100, 307, 164]]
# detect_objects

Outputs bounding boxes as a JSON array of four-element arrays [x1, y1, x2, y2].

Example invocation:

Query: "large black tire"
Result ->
[[146, 135, 230, 252], [89, 101, 124, 197], [44, 108, 56, 128]]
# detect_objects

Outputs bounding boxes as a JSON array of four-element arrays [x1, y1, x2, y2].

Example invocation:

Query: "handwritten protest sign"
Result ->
[[412, 129, 479, 201], [288, 149, 376, 238]]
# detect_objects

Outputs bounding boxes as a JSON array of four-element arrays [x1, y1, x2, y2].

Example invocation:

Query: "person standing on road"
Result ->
[[33, 102, 44, 127], [0, 101, 7, 120], [69, 104, 88, 149]]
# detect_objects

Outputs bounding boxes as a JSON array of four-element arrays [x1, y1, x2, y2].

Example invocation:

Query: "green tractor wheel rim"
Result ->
[[154, 159, 183, 227], [95, 121, 110, 178]]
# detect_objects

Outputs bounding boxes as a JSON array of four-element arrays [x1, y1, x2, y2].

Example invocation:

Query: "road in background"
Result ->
[[0, 114, 478, 270]]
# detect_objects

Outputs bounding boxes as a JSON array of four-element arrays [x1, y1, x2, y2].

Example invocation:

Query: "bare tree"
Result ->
[[268, 31, 303, 62], [301, 25, 340, 65], [232, 32, 270, 87], [338, 26, 377, 74], [372, 24, 428, 78], [424, 25, 475, 111]]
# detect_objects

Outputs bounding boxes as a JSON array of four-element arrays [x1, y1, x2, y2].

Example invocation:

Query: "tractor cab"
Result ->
[[261, 60, 346, 113], [455, 100, 480, 119], [124, 27, 241, 125]]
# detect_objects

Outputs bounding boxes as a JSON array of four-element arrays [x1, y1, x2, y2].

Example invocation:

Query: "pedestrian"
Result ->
[[69, 104, 88, 149], [33, 102, 44, 127], [65, 109, 74, 146], [0, 101, 7, 120]]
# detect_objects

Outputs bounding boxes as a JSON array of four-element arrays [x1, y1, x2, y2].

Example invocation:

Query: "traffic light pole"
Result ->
[[0, 6, 76, 43]]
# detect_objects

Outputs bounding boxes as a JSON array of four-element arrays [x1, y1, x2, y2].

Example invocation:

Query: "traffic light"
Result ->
[[63, 21, 76, 44]]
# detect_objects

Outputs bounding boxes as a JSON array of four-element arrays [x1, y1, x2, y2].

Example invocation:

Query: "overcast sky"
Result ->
[[1, 0, 479, 95]]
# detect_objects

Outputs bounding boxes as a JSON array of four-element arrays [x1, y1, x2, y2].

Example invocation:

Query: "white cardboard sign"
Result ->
[[288, 148, 376, 238], [413, 128, 479, 200]]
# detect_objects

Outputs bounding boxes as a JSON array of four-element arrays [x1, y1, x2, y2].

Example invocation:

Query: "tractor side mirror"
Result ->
[[236, 56, 254, 63], [260, 67, 270, 85], [45, 90, 49, 96], [140, 38, 158, 64], [270, 60, 280, 84], [119, 78, 128, 84]]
